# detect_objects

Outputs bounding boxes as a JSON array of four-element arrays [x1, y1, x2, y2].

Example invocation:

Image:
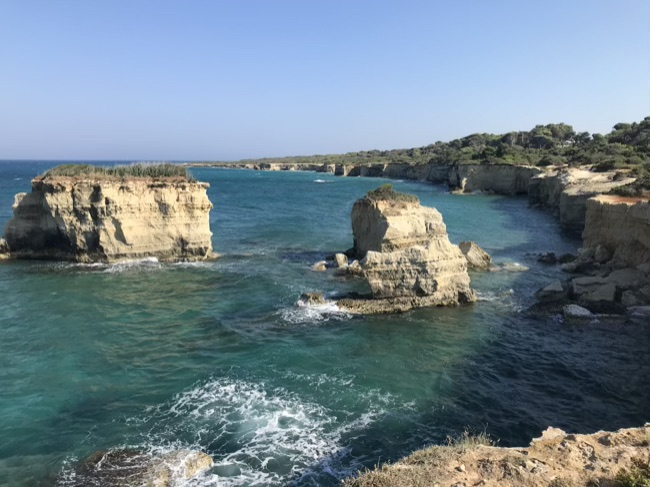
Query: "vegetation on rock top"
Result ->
[[365, 184, 419, 204], [41, 163, 195, 181]]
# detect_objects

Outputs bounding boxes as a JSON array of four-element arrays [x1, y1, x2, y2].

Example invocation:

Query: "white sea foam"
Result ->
[[149, 377, 386, 485], [476, 289, 514, 302], [280, 299, 352, 324], [57, 372, 403, 486], [313, 179, 332, 184]]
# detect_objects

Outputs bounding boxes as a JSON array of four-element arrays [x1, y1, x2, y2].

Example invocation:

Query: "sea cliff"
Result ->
[[3, 174, 213, 262], [583, 195, 650, 267]]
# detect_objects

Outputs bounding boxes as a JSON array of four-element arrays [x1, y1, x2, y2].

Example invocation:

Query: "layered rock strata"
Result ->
[[3, 176, 213, 262], [450, 163, 542, 195], [528, 168, 636, 232], [337, 188, 476, 313], [582, 195, 650, 267]]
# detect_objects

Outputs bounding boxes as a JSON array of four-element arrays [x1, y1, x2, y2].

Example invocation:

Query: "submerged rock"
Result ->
[[299, 292, 326, 306], [563, 304, 593, 320], [537, 252, 557, 264], [63, 449, 213, 487], [337, 186, 476, 313], [311, 260, 327, 272], [536, 280, 567, 302], [3, 168, 213, 262], [458, 241, 491, 270]]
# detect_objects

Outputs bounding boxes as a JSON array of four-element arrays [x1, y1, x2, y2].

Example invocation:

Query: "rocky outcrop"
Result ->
[[0, 237, 8, 260], [529, 168, 636, 232], [458, 241, 491, 270], [337, 187, 476, 314], [3, 175, 213, 262], [345, 425, 650, 487], [450, 163, 542, 195], [64, 449, 213, 487], [582, 195, 650, 267]]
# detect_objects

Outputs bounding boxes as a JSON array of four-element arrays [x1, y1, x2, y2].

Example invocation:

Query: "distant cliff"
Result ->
[[3, 168, 213, 262]]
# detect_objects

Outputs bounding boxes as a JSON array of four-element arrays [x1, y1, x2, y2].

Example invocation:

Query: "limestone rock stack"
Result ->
[[3, 174, 213, 262], [338, 186, 475, 313]]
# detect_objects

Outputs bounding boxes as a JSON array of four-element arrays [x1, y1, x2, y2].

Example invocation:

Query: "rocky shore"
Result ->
[[1, 172, 213, 262], [345, 424, 650, 487]]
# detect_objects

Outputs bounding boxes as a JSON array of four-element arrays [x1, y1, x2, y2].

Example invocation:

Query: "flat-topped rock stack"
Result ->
[[337, 185, 476, 313], [2, 164, 213, 263]]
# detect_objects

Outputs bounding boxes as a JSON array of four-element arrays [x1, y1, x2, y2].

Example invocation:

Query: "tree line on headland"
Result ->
[[234, 117, 650, 189]]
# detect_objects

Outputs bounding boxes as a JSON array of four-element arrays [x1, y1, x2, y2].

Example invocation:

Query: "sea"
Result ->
[[0, 160, 648, 487]]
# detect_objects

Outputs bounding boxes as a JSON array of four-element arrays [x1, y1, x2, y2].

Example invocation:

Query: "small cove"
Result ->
[[0, 162, 648, 486]]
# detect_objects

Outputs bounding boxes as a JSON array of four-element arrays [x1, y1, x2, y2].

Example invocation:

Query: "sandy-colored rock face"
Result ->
[[345, 425, 650, 487], [452, 164, 542, 195], [341, 195, 475, 313], [3, 177, 213, 262], [458, 241, 491, 269], [529, 168, 637, 232], [583, 195, 650, 267]]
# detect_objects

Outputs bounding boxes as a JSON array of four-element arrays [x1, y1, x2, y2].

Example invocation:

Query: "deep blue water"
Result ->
[[0, 161, 648, 486]]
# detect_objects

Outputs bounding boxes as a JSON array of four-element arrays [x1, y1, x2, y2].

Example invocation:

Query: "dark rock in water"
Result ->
[[578, 299, 627, 315], [537, 252, 557, 265], [66, 449, 150, 486], [61, 449, 213, 487], [536, 280, 567, 302], [563, 304, 593, 320], [558, 253, 576, 264], [300, 292, 326, 305]]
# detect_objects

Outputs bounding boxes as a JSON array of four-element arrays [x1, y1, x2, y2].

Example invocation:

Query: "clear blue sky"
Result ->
[[1, 0, 648, 160]]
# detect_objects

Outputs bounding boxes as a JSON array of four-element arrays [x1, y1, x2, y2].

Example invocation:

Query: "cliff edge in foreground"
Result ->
[[337, 185, 476, 313], [2, 164, 213, 262], [346, 424, 650, 487]]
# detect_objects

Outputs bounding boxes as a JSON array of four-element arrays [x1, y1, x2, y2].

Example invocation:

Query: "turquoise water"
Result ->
[[0, 162, 648, 486]]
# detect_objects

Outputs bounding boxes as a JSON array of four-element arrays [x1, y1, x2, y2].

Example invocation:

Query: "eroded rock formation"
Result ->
[[528, 168, 636, 233], [3, 175, 213, 262], [582, 195, 650, 267], [337, 187, 476, 313]]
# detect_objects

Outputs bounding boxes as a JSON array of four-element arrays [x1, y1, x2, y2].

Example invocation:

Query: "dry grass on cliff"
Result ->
[[41, 163, 195, 181], [344, 426, 650, 487]]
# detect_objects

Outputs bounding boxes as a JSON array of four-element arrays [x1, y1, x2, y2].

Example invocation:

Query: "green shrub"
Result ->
[[615, 455, 650, 487], [365, 184, 419, 203], [42, 163, 193, 181]]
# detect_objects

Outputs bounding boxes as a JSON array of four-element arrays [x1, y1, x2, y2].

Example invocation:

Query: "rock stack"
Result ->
[[337, 185, 476, 313], [3, 171, 213, 262]]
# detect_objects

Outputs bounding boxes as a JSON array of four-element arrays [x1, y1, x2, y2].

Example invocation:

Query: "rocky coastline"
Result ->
[[345, 424, 650, 487], [195, 160, 650, 319]]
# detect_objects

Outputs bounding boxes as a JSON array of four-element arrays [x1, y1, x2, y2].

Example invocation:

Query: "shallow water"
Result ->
[[0, 162, 648, 486]]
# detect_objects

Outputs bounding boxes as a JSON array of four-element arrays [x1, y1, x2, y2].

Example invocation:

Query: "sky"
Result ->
[[1, 0, 649, 161]]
